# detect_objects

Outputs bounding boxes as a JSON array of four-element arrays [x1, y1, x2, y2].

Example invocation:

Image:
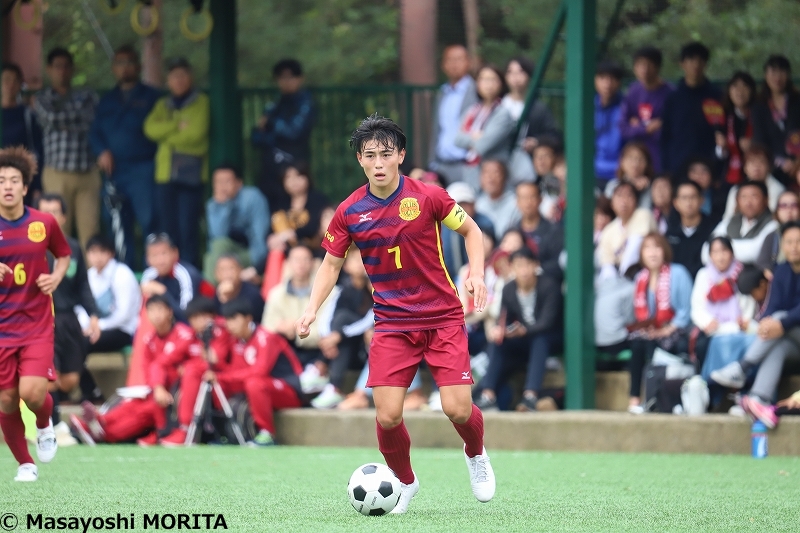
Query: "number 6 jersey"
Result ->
[[0, 207, 71, 346], [323, 176, 468, 332]]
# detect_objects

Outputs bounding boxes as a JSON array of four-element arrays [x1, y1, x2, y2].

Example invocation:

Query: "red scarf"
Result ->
[[725, 112, 753, 185], [634, 265, 674, 328]]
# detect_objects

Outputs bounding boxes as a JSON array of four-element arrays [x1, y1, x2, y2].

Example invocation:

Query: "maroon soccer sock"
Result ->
[[376, 419, 414, 485], [453, 404, 484, 458], [32, 392, 53, 429], [0, 409, 35, 465]]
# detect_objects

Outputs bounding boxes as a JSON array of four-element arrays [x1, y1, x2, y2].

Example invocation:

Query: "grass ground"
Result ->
[[1, 445, 799, 532]]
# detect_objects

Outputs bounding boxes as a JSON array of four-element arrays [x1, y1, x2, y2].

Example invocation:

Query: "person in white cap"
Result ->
[[443, 181, 495, 277]]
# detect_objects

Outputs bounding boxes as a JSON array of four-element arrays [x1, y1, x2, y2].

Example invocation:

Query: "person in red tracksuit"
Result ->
[[69, 294, 201, 445], [168, 297, 304, 446], [160, 296, 233, 446]]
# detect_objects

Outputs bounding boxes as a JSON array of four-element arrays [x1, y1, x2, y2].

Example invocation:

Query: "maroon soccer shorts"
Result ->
[[0, 344, 56, 389], [367, 325, 473, 388]]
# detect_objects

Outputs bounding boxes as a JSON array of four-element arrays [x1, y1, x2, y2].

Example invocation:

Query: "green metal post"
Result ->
[[513, 1, 566, 139], [209, 0, 242, 170], [564, 0, 596, 409]]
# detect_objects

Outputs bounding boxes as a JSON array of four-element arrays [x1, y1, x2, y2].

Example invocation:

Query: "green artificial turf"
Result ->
[[1, 445, 799, 532]]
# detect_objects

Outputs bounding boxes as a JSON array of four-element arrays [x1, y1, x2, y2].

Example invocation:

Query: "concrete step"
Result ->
[[274, 409, 800, 456]]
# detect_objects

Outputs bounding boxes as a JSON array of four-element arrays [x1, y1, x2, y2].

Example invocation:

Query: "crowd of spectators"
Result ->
[[12, 39, 800, 446]]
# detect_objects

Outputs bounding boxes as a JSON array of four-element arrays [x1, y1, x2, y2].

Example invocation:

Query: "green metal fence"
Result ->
[[239, 84, 568, 202]]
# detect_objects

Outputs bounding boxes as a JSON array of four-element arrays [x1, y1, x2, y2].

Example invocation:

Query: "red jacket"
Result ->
[[145, 322, 201, 389]]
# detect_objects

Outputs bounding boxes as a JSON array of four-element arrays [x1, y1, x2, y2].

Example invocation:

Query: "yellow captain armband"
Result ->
[[442, 204, 468, 231]]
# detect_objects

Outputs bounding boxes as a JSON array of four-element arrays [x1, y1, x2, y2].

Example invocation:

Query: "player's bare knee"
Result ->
[[0, 388, 20, 413], [58, 372, 79, 393], [375, 409, 403, 429], [18, 382, 48, 410], [443, 403, 471, 424]]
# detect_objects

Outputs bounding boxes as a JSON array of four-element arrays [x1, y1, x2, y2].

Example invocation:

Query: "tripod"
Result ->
[[185, 380, 247, 446]]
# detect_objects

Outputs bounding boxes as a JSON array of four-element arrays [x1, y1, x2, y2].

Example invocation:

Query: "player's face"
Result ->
[[146, 303, 173, 330], [357, 141, 406, 189], [224, 314, 251, 339], [0, 167, 27, 210]]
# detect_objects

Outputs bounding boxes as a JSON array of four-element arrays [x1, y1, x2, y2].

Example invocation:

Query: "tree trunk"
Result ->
[[141, 0, 163, 87], [461, 0, 480, 70]]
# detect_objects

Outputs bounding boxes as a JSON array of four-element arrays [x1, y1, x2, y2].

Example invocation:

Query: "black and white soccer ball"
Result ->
[[347, 463, 401, 516]]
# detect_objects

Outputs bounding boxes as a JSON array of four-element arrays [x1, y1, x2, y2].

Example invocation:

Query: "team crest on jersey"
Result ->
[[27, 221, 46, 243], [399, 197, 421, 221]]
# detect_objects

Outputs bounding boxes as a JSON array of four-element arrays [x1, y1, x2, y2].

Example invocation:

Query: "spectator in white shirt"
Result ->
[[79, 234, 141, 352]]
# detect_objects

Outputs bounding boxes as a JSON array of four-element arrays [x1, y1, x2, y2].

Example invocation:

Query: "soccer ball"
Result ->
[[347, 463, 401, 516]]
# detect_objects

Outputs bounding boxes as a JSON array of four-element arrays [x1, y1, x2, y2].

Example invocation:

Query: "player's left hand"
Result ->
[[464, 274, 487, 313], [36, 273, 62, 295]]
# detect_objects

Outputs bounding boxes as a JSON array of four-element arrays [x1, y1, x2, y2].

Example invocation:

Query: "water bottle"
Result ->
[[751, 421, 768, 459]]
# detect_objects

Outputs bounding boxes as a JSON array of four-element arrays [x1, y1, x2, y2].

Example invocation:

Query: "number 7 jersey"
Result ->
[[323, 176, 468, 332], [0, 207, 71, 346]]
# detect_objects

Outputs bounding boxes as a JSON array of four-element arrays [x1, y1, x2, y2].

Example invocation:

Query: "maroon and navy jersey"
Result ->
[[0, 208, 71, 347], [323, 176, 468, 332]]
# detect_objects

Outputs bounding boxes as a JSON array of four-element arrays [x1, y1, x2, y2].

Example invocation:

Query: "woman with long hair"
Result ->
[[454, 65, 515, 190], [752, 55, 800, 182], [627, 233, 693, 413], [268, 161, 330, 253], [716, 71, 757, 186]]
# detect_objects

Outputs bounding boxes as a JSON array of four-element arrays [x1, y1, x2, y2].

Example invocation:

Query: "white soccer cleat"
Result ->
[[14, 463, 38, 482], [464, 446, 495, 503], [36, 417, 58, 463], [389, 473, 419, 514]]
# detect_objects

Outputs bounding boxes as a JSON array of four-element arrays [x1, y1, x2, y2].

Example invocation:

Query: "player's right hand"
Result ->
[[0, 263, 11, 282], [153, 386, 173, 408], [296, 311, 316, 339]]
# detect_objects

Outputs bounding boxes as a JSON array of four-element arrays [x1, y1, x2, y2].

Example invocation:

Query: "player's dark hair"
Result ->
[[213, 163, 242, 180], [85, 234, 115, 253], [36, 193, 67, 216], [114, 44, 139, 64], [737, 265, 767, 294], [349, 113, 407, 154], [0, 146, 37, 187], [680, 41, 710, 62], [272, 58, 303, 78], [186, 296, 217, 319], [221, 297, 253, 319], [633, 46, 663, 69], [145, 294, 172, 310], [1, 62, 23, 83], [47, 47, 73, 66], [510, 246, 539, 263]]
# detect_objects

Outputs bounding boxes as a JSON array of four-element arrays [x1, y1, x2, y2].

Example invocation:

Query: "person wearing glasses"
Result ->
[[140, 233, 215, 323], [89, 45, 160, 270]]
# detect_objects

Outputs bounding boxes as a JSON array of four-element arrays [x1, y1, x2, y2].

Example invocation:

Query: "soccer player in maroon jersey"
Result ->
[[296, 115, 495, 512], [0, 146, 72, 482]]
